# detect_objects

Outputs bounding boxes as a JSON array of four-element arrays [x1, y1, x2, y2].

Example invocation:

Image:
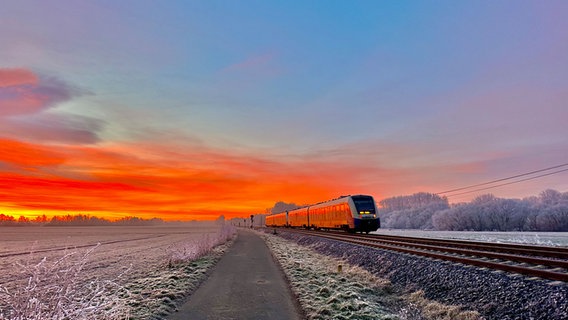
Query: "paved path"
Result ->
[[169, 229, 302, 320]]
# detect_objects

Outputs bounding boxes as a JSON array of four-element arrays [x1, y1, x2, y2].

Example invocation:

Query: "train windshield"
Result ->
[[352, 196, 376, 214]]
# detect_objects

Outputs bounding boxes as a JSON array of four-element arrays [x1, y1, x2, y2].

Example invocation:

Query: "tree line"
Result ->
[[379, 189, 568, 231], [0, 214, 165, 226]]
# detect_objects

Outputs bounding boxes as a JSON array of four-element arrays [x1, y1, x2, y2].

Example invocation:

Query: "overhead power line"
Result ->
[[436, 162, 568, 195], [441, 168, 568, 198]]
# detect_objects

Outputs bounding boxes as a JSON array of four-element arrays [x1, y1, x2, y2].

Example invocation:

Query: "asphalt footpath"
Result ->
[[168, 229, 303, 320]]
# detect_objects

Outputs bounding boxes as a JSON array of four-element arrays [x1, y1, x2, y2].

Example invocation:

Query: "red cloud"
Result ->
[[0, 68, 38, 87], [0, 68, 45, 116], [0, 138, 65, 168]]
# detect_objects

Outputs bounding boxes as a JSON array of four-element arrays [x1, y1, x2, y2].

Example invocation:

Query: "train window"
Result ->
[[353, 196, 376, 213]]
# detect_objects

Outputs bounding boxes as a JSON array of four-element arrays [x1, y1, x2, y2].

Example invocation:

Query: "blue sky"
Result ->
[[1, 0, 567, 218]]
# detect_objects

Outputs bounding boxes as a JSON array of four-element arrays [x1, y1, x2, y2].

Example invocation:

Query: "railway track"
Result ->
[[282, 229, 568, 282]]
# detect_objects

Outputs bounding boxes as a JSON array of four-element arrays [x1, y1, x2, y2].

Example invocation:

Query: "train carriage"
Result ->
[[308, 198, 352, 230], [265, 211, 287, 227], [288, 207, 309, 228]]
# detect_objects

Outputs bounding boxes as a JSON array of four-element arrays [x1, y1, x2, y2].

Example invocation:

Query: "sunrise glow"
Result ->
[[1, 1, 567, 221]]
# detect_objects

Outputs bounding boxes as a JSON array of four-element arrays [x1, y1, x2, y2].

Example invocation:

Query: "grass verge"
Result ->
[[261, 230, 482, 320]]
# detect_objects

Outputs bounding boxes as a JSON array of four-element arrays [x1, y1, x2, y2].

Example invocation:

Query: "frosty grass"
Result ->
[[0, 224, 236, 320], [260, 230, 482, 320]]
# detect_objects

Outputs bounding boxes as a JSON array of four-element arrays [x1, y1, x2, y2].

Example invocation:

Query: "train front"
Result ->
[[351, 195, 380, 233]]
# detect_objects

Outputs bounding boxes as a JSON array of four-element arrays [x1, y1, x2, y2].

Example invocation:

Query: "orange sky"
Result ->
[[0, 137, 374, 220]]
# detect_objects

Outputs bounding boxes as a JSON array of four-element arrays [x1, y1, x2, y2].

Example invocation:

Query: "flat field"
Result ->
[[0, 223, 228, 319], [1, 224, 221, 283]]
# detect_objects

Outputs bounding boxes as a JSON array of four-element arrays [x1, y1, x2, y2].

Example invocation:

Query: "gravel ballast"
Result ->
[[271, 230, 567, 320]]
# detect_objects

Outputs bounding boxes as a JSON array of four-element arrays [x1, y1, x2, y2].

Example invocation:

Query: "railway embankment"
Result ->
[[270, 229, 567, 320]]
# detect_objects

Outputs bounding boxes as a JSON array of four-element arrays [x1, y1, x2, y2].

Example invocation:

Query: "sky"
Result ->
[[1, 0, 567, 220]]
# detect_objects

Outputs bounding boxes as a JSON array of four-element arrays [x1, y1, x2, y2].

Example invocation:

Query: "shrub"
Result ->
[[167, 224, 236, 265]]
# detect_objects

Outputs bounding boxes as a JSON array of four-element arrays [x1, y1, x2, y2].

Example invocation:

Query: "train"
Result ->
[[265, 195, 380, 233]]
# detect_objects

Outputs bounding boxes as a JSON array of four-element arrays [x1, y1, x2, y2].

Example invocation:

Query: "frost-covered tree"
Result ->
[[379, 192, 449, 211], [431, 190, 568, 231], [378, 189, 568, 231], [0, 214, 16, 226], [379, 193, 449, 229], [539, 189, 563, 206], [269, 201, 301, 214]]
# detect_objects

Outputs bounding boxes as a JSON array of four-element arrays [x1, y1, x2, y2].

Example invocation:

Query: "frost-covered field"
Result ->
[[0, 223, 235, 319], [260, 230, 481, 320], [372, 229, 568, 247]]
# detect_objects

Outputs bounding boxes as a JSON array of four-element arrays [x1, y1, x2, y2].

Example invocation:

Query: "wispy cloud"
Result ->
[[0, 68, 103, 143], [221, 52, 283, 80], [0, 70, 78, 116], [224, 52, 276, 72]]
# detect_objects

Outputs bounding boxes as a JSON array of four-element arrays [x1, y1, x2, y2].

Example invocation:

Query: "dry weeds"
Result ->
[[0, 244, 130, 320], [408, 290, 482, 320]]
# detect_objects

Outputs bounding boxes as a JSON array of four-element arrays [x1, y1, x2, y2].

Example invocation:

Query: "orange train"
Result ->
[[265, 195, 380, 233]]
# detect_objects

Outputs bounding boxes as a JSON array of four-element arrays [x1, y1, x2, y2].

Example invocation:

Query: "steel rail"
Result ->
[[332, 233, 568, 269], [287, 229, 568, 282], [321, 230, 568, 258], [364, 233, 568, 259]]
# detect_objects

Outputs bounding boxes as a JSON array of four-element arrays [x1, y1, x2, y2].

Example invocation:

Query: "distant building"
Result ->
[[229, 214, 266, 228]]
